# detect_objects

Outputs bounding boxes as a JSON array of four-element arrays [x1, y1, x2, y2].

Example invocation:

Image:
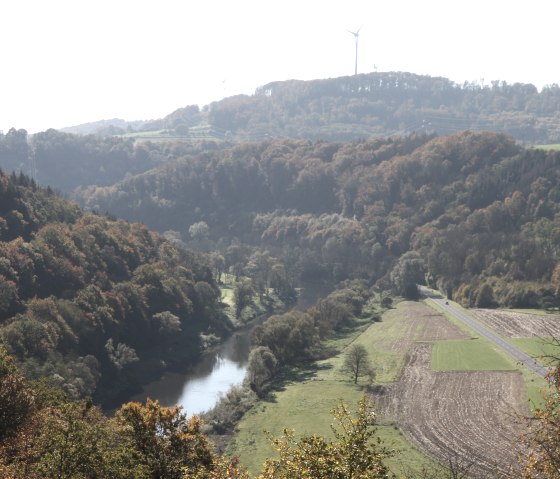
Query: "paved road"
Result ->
[[420, 287, 549, 378]]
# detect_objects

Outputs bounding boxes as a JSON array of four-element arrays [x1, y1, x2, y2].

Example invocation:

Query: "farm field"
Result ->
[[227, 304, 446, 476], [470, 309, 560, 338], [372, 302, 534, 478], [431, 339, 517, 371], [228, 301, 550, 478], [374, 342, 528, 478]]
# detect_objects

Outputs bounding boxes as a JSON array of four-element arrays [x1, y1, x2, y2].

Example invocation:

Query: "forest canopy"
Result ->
[[76, 131, 560, 308], [0, 170, 229, 405]]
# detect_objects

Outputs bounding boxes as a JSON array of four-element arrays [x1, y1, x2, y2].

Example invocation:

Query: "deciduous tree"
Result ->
[[342, 344, 374, 384], [258, 396, 393, 479]]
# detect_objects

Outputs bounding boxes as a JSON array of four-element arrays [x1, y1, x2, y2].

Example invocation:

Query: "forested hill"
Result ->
[[2, 73, 559, 195], [203, 72, 560, 143], [0, 127, 223, 194], [0, 170, 229, 405], [77, 131, 560, 308]]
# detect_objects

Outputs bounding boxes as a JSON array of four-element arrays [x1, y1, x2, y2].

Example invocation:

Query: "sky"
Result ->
[[1, 0, 558, 133]]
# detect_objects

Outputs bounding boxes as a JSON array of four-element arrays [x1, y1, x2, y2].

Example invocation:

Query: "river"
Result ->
[[130, 282, 332, 414]]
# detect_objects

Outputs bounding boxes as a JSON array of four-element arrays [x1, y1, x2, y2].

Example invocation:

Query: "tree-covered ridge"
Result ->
[[0, 127, 225, 194], [0, 171, 228, 405], [205, 72, 560, 143], [77, 131, 560, 307]]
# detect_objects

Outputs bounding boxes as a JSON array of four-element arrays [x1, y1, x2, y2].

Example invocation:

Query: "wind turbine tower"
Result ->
[[348, 28, 361, 76]]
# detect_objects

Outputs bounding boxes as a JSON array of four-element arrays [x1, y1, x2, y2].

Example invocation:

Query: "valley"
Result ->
[[1, 71, 560, 477], [227, 299, 555, 477]]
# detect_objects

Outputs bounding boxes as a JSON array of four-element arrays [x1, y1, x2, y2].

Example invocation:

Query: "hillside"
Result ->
[[0, 127, 225, 194], [55, 72, 560, 145], [76, 131, 560, 308], [202, 72, 560, 143], [0, 170, 230, 405], [2, 72, 560, 197]]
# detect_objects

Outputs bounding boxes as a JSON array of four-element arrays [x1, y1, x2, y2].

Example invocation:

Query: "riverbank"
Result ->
[[225, 301, 439, 476], [126, 280, 333, 415]]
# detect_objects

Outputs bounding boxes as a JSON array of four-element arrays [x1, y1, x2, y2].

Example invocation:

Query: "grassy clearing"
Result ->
[[534, 144, 560, 151], [227, 304, 439, 476], [432, 339, 517, 371], [228, 375, 436, 476]]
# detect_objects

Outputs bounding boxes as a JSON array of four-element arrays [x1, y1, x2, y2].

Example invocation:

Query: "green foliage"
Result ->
[[390, 252, 426, 299], [342, 344, 374, 384], [32, 401, 148, 479], [75, 130, 560, 309], [205, 73, 560, 144], [520, 361, 560, 478], [246, 346, 278, 397], [234, 279, 255, 320], [0, 345, 34, 440], [116, 399, 214, 479], [251, 311, 319, 365], [203, 384, 257, 435], [0, 171, 227, 404]]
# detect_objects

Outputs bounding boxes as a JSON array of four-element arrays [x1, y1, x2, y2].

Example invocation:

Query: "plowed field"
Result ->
[[371, 302, 529, 478], [471, 309, 560, 338]]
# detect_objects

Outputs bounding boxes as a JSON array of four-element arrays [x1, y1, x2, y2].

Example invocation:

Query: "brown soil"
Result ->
[[382, 301, 469, 354], [471, 309, 560, 338], [371, 302, 529, 478]]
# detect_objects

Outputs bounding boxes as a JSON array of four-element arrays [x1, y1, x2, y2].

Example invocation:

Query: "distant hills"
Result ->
[[60, 71, 560, 144]]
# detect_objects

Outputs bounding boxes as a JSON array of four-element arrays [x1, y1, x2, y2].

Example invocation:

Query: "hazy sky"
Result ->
[[1, 0, 558, 133]]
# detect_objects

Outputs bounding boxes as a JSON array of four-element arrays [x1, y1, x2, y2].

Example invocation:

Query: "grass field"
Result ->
[[510, 337, 560, 366], [431, 339, 517, 371], [227, 306, 439, 476], [227, 300, 554, 475], [534, 144, 560, 151], [425, 299, 550, 407]]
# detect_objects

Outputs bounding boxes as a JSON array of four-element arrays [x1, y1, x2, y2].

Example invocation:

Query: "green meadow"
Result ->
[[227, 304, 438, 476], [431, 339, 517, 371]]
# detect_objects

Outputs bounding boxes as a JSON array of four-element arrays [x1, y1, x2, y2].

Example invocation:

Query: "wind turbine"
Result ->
[[348, 27, 361, 76]]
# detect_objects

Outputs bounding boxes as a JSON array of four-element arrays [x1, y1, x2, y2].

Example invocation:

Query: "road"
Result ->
[[420, 287, 549, 378]]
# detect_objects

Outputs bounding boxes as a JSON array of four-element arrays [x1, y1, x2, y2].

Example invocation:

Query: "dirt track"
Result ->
[[372, 302, 529, 478]]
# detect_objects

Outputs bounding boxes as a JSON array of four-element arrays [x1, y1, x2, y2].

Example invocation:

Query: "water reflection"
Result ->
[[131, 282, 332, 414], [131, 330, 250, 414]]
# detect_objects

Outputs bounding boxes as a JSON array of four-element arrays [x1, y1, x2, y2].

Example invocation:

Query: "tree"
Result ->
[[520, 350, 560, 479], [251, 311, 318, 365], [390, 251, 426, 299], [234, 279, 255, 320], [105, 339, 139, 371], [32, 401, 147, 479], [342, 344, 374, 384], [258, 396, 393, 479], [380, 296, 393, 309], [475, 282, 495, 308], [0, 346, 34, 441], [188, 221, 210, 251], [246, 346, 278, 397], [310, 295, 353, 336], [116, 399, 214, 479]]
